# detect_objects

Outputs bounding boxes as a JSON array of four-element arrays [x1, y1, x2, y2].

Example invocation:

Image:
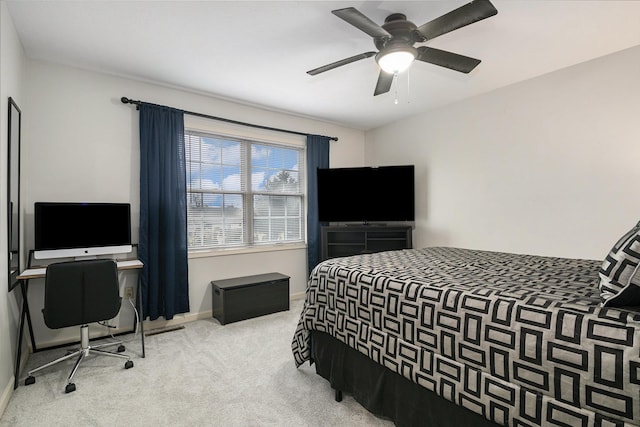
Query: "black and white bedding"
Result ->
[[292, 247, 640, 426]]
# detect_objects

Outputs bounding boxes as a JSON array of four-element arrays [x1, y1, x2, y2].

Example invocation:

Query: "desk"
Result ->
[[14, 259, 145, 390], [18, 259, 143, 280]]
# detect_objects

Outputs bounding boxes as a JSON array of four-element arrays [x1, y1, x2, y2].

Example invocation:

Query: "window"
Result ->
[[185, 130, 305, 250]]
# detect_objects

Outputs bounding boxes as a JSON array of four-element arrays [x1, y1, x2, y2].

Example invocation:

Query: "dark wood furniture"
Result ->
[[321, 225, 412, 261], [211, 272, 289, 325]]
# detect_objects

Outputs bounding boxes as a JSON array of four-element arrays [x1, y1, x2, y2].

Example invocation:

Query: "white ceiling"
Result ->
[[6, 1, 640, 130]]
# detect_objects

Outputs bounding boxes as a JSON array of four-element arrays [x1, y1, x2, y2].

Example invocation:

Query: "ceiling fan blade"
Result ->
[[307, 52, 377, 76], [374, 71, 394, 96], [332, 7, 391, 39], [417, 46, 481, 73], [417, 0, 497, 40]]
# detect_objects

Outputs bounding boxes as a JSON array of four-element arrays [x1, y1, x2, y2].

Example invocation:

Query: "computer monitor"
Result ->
[[34, 202, 132, 260]]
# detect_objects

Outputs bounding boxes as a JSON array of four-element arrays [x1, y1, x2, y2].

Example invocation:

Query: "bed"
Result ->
[[292, 242, 640, 426]]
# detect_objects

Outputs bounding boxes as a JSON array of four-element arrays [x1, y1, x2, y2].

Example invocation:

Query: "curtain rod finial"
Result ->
[[121, 97, 141, 110]]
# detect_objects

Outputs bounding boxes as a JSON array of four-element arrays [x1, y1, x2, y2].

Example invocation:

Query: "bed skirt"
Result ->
[[311, 330, 500, 427]]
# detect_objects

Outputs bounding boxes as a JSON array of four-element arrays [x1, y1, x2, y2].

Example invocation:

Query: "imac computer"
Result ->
[[34, 202, 132, 260]]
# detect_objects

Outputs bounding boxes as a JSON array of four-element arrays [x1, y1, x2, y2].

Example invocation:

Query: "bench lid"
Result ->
[[211, 272, 289, 289]]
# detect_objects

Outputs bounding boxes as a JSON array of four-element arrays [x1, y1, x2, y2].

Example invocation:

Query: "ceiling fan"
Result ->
[[307, 0, 498, 96]]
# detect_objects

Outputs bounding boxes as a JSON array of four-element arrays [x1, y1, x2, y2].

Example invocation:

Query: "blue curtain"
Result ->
[[139, 103, 190, 320], [306, 135, 330, 275]]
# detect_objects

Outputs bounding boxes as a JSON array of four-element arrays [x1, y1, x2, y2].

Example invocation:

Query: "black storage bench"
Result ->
[[211, 272, 290, 325]]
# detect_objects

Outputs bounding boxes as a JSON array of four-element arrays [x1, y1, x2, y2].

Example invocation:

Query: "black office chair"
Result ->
[[24, 259, 134, 393]]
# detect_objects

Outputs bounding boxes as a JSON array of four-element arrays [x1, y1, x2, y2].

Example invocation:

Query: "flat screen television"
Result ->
[[34, 202, 132, 260], [317, 165, 415, 223]]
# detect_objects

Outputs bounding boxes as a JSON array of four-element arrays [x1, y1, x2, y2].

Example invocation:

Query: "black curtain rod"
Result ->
[[120, 97, 338, 142]]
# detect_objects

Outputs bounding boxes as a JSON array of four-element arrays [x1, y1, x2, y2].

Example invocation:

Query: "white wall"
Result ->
[[365, 45, 640, 260], [0, 0, 27, 415], [15, 13, 639, 408], [22, 60, 365, 346]]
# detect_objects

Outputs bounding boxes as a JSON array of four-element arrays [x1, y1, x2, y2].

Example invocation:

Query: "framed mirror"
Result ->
[[8, 97, 21, 291]]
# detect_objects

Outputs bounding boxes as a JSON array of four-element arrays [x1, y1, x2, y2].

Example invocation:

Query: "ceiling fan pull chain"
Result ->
[[394, 73, 399, 105], [407, 68, 411, 105]]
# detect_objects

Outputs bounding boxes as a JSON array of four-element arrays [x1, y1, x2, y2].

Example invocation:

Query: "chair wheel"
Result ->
[[117, 345, 125, 352], [25, 376, 35, 386], [65, 383, 76, 393], [125, 360, 134, 369]]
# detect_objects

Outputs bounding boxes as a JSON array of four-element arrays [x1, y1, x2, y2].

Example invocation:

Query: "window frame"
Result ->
[[185, 127, 306, 254]]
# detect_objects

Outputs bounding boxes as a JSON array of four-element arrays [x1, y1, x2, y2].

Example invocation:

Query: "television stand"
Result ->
[[321, 225, 412, 261]]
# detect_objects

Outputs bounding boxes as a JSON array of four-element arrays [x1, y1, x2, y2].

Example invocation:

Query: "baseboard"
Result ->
[[32, 327, 133, 350], [142, 295, 304, 330], [291, 292, 305, 300], [143, 310, 212, 332], [26, 297, 303, 350], [0, 374, 14, 420]]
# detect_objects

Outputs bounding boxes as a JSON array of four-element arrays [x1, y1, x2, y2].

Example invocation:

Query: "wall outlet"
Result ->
[[124, 287, 134, 299]]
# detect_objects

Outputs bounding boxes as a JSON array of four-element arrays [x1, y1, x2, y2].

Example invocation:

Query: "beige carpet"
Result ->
[[0, 299, 392, 426]]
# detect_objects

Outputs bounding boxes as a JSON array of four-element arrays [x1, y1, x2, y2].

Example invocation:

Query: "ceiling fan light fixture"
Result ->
[[310, 1, 498, 96], [376, 46, 417, 74]]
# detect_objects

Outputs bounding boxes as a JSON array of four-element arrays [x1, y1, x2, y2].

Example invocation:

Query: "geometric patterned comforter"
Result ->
[[292, 247, 640, 426]]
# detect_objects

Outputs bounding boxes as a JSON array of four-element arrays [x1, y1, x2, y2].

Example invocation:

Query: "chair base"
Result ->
[[25, 324, 133, 393]]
